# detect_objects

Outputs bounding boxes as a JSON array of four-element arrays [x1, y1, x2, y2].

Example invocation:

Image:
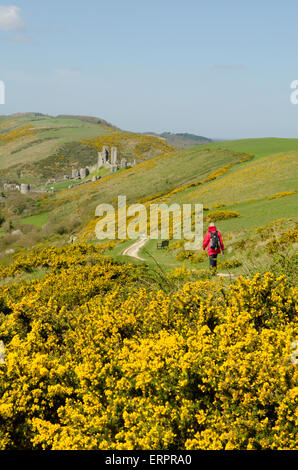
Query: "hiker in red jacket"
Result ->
[[203, 222, 224, 272]]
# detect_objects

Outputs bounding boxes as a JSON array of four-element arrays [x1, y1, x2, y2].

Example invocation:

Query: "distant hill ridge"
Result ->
[[5, 112, 116, 128], [57, 115, 116, 128], [10, 112, 48, 117], [143, 131, 213, 149]]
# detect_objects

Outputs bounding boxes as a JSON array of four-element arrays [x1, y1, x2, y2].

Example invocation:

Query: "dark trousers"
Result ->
[[209, 254, 218, 270]]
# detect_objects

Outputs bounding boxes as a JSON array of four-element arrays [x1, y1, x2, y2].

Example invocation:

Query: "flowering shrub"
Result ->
[[182, 153, 296, 208], [0, 245, 297, 450], [265, 228, 298, 255], [0, 125, 35, 144], [239, 154, 254, 163], [0, 120, 16, 130], [255, 219, 291, 241], [204, 165, 232, 182], [280, 228, 298, 244], [268, 191, 296, 200], [206, 210, 240, 222], [218, 259, 242, 269], [176, 250, 206, 264], [81, 133, 174, 162]]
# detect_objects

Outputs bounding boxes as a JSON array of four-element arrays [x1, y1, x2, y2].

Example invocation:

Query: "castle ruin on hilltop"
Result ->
[[73, 146, 136, 177], [96, 146, 136, 172], [2, 145, 137, 194]]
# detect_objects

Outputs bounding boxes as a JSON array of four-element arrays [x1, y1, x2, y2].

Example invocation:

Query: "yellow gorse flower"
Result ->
[[0, 245, 297, 450]]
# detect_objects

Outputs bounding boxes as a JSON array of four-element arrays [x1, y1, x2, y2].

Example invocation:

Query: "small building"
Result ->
[[72, 169, 79, 179], [20, 184, 30, 194]]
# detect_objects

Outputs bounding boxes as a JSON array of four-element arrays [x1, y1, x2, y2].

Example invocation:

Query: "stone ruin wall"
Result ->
[[3, 145, 138, 194]]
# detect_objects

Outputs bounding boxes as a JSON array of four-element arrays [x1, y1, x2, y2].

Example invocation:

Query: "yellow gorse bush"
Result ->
[[183, 152, 297, 207], [204, 164, 232, 182], [268, 191, 296, 200], [81, 133, 174, 161], [0, 120, 16, 129], [206, 210, 240, 222], [0, 245, 297, 450], [0, 125, 35, 144]]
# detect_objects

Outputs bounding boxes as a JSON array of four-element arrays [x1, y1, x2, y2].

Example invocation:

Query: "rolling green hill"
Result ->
[[0, 114, 174, 185], [0, 113, 115, 170], [143, 132, 213, 149], [73, 137, 297, 274], [0, 113, 117, 188], [0, 127, 297, 277], [200, 137, 298, 159]]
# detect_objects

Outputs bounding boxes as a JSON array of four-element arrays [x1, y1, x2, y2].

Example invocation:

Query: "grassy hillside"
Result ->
[[0, 114, 115, 170], [77, 137, 297, 275], [105, 142, 298, 274], [201, 137, 298, 159], [0, 134, 297, 451], [0, 114, 174, 185], [51, 146, 250, 238], [0, 134, 297, 278], [143, 132, 213, 149]]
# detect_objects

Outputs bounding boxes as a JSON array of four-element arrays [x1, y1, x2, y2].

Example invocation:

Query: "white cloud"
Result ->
[[0, 6, 24, 31]]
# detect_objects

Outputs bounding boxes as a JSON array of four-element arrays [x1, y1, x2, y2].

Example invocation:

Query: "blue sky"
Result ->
[[0, 0, 298, 139]]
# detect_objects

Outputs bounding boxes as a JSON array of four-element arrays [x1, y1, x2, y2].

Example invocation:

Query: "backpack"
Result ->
[[209, 231, 219, 250]]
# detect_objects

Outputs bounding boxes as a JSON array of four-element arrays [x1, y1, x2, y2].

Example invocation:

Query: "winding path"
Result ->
[[122, 240, 236, 278], [122, 238, 148, 261]]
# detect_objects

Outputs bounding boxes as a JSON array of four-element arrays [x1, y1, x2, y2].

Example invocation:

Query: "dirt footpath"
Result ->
[[122, 238, 148, 261]]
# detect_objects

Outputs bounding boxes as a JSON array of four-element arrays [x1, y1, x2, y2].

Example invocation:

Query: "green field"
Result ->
[[202, 137, 298, 159], [21, 211, 50, 227], [89, 138, 298, 273], [0, 123, 297, 276], [0, 114, 115, 171], [54, 146, 248, 213], [0, 114, 175, 185]]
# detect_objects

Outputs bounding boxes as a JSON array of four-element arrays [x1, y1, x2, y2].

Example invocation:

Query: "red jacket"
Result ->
[[203, 226, 224, 255]]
